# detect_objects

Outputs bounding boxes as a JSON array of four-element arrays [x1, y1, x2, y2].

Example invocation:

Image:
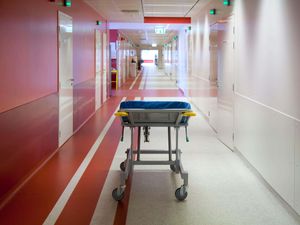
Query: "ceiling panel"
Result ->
[[143, 0, 196, 4], [84, 0, 212, 47], [85, 0, 143, 22], [143, 0, 197, 17]]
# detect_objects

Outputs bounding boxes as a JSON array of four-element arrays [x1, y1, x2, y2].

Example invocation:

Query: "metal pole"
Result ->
[[175, 127, 179, 160], [168, 127, 172, 161], [137, 126, 141, 161], [130, 127, 134, 171]]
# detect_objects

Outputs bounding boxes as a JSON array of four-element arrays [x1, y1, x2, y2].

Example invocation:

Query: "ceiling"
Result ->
[[109, 23, 182, 47], [84, 0, 212, 47]]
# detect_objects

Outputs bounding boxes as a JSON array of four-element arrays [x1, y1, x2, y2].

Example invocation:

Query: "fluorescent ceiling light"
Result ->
[[144, 3, 193, 7], [145, 12, 184, 15], [152, 43, 157, 47]]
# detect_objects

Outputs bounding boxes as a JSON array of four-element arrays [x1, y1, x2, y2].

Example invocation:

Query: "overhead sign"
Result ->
[[155, 26, 166, 34]]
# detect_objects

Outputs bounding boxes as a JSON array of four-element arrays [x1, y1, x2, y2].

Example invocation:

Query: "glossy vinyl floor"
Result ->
[[1, 64, 299, 225]]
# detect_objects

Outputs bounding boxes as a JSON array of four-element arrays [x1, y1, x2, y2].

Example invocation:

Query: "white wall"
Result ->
[[296, 122, 300, 213], [182, 0, 300, 215], [176, 28, 189, 92], [234, 0, 300, 213], [190, 15, 211, 80]]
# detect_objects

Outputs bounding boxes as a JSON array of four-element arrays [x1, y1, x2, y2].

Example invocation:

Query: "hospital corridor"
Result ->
[[1, 1, 300, 225]]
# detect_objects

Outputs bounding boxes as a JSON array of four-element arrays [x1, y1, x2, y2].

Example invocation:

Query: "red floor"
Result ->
[[0, 70, 215, 225]]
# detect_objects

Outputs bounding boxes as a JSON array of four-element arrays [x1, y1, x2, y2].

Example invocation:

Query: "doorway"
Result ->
[[102, 32, 108, 103], [58, 11, 73, 147], [141, 50, 158, 65], [95, 30, 102, 111], [216, 16, 235, 149]]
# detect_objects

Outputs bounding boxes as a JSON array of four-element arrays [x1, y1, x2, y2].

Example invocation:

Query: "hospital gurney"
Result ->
[[112, 101, 196, 201]]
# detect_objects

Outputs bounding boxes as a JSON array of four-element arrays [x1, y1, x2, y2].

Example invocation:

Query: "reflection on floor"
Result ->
[[0, 65, 299, 225]]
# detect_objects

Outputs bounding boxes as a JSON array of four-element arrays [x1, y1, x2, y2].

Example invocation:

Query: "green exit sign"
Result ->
[[155, 26, 166, 34], [64, 0, 71, 7], [223, 0, 231, 6], [210, 9, 216, 15]]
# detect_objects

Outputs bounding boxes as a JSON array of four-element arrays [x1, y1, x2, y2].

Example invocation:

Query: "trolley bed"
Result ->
[[112, 100, 196, 201]]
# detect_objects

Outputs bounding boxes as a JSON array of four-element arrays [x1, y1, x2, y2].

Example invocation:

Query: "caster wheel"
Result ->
[[112, 188, 125, 201], [120, 161, 126, 171], [175, 186, 188, 201], [170, 164, 179, 173]]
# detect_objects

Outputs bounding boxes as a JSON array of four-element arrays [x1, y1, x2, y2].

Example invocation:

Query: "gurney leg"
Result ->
[[137, 127, 141, 161], [120, 126, 124, 142], [168, 127, 172, 161], [113, 128, 134, 201], [174, 127, 188, 201], [169, 127, 180, 173], [175, 127, 179, 161]]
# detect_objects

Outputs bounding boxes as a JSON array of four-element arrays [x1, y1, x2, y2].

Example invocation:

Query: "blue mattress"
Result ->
[[120, 101, 191, 110]]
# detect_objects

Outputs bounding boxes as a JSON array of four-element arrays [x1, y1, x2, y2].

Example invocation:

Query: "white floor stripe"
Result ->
[[129, 73, 140, 90], [43, 97, 125, 225], [89, 97, 141, 225]]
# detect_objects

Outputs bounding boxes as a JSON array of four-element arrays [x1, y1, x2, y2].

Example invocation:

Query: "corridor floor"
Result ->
[[0, 64, 299, 225]]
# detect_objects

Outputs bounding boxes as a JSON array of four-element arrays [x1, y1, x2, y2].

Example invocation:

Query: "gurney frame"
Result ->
[[112, 108, 196, 201]]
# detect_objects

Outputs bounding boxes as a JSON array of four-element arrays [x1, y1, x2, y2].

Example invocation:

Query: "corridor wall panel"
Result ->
[[234, 94, 295, 206], [234, 0, 300, 212], [295, 122, 300, 214], [0, 0, 57, 113], [0, 94, 58, 202], [0, 0, 107, 203], [73, 79, 96, 131], [235, 0, 300, 120], [186, 0, 300, 214]]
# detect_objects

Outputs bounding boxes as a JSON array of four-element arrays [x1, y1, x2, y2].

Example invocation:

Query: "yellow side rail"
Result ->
[[114, 111, 128, 117], [182, 111, 196, 117]]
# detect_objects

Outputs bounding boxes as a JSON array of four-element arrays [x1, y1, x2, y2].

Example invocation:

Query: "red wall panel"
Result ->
[[110, 30, 118, 42], [73, 79, 95, 132], [0, 0, 108, 203], [0, 0, 107, 113], [0, 0, 58, 113], [0, 94, 58, 202]]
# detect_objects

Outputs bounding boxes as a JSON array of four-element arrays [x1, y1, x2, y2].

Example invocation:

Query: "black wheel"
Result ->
[[175, 186, 188, 201], [170, 164, 179, 173], [120, 161, 126, 171], [112, 188, 125, 201]]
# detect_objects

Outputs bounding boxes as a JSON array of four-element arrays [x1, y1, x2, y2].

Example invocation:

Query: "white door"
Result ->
[[217, 16, 235, 149], [102, 32, 107, 103], [95, 30, 102, 111], [58, 12, 73, 147]]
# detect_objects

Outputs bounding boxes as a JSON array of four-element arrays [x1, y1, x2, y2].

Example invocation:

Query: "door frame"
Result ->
[[58, 11, 74, 147]]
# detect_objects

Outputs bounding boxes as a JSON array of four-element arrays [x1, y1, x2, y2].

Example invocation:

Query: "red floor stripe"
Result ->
[[55, 117, 122, 225], [0, 76, 138, 224], [0, 97, 123, 225], [54, 94, 135, 224], [132, 71, 143, 90], [111, 73, 192, 224], [48, 74, 144, 224], [113, 175, 133, 225], [111, 71, 145, 225], [113, 126, 138, 225], [112, 89, 185, 98], [112, 79, 161, 225]]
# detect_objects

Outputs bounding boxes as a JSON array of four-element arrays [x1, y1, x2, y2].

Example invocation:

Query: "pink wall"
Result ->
[[0, 0, 108, 202], [0, 0, 58, 113], [110, 29, 118, 42]]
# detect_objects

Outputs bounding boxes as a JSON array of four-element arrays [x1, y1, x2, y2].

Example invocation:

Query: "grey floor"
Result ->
[[90, 66, 300, 225]]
